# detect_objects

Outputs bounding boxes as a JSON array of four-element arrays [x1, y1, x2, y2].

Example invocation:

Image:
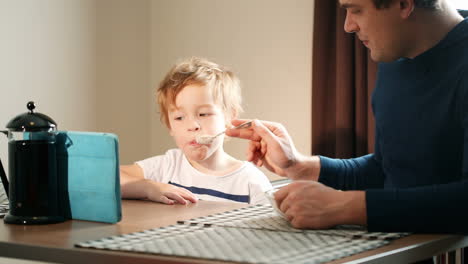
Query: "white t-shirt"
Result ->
[[136, 149, 272, 204]]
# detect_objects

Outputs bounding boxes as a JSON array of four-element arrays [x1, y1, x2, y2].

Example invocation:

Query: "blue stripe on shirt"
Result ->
[[169, 181, 250, 203]]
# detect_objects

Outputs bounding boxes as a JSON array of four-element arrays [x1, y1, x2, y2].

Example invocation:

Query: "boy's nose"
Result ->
[[187, 120, 201, 131]]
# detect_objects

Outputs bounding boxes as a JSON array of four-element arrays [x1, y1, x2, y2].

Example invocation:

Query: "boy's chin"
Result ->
[[184, 148, 210, 161]]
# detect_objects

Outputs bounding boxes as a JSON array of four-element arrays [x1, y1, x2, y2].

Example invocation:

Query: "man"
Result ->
[[226, 0, 468, 234]]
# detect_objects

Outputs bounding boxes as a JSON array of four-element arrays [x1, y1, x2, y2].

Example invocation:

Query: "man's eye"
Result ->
[[350, 9, 361, 14]]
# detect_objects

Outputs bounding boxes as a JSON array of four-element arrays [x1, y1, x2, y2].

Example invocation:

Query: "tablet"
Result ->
[[57, 131, 122, 223]]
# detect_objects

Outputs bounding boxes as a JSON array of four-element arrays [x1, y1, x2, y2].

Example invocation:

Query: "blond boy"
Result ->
[[120, 57, 272, 205]]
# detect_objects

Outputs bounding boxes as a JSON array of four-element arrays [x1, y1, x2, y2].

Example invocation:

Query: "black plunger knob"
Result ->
[[27, 101, 36, 113]]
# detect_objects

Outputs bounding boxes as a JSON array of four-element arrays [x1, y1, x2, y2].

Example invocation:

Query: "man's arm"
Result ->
[[317, 125, 386, 191], [318, 153, 385, 190]]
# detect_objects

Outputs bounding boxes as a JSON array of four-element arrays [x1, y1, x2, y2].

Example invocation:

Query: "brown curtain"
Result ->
[[312, 1, 377, 159]]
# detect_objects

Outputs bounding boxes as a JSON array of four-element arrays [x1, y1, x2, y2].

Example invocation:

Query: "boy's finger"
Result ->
[[180, 188, 198, 202], [182, 192, 198, 203], [159, 196, 175, 205], [165, 192, 187, 205]]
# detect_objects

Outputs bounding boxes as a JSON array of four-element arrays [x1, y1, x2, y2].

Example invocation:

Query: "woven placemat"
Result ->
[[76, 223, 389, 264], [179, 204, 409, 240], [76, 204, 410, 263]]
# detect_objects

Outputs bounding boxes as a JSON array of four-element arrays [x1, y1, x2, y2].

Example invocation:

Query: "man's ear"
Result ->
[[399, 0, 415, 19]]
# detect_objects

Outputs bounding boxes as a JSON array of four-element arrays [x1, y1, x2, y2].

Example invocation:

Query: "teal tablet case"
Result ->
[[57, 131, 122, 223]]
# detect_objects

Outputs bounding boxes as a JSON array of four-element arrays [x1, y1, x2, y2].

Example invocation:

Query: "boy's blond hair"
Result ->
[[157, 57, 243, 128]]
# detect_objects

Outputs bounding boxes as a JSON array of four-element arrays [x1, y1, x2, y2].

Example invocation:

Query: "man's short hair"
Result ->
[[373, 0, 439, 9]]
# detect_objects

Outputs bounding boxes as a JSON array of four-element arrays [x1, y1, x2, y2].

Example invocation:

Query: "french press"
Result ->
[[0, 101, 65, 224]]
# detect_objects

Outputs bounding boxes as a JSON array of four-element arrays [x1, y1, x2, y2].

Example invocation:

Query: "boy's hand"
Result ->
[[146, 182, 198, 205]]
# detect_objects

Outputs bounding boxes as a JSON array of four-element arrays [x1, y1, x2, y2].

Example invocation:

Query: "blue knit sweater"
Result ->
[[318, 17, 468, 233]]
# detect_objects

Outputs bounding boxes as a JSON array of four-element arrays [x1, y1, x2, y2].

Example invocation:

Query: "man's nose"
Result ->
[[344, 13, 359, 33]]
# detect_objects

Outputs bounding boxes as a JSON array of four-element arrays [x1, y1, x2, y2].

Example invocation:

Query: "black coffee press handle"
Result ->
[[0, 159, 9, 198]]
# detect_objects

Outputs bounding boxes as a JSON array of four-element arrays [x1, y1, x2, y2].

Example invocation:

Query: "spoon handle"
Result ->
[[232, 121, 252, 130], [216, 121, 253, 139]]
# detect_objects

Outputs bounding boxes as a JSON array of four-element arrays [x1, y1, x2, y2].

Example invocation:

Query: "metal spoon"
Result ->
[[196, 121, 252, 144]]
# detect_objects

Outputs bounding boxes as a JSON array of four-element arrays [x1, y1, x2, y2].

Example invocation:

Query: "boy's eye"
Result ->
[[174, 116, 183, 121], [199, 113, 212, 117]]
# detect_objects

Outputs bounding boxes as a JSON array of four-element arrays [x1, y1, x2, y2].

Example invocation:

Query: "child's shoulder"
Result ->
[[137, 148, 183, 165], [236, 162, 270, 181], [158, 148, 186, 164], [240, 161, 263, 174], [241, 162, 273, 189]]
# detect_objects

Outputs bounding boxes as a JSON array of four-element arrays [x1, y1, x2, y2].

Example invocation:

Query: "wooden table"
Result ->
[[0, 200, 466, 264]]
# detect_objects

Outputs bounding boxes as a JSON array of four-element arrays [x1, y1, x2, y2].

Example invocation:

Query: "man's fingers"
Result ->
[[226, 119, 259, 140], [256, 158, 264, 167], [230, 119, 251, 127], [248, 141, 265, 162], [278, 195, 291, 216], [274, 184, 293, 208], [247, 141, 259, 160], [263, 162, 276, 174], [226, 119, 280, 142], [251, 119, 278, 143], [260, 139, 267, 156]]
